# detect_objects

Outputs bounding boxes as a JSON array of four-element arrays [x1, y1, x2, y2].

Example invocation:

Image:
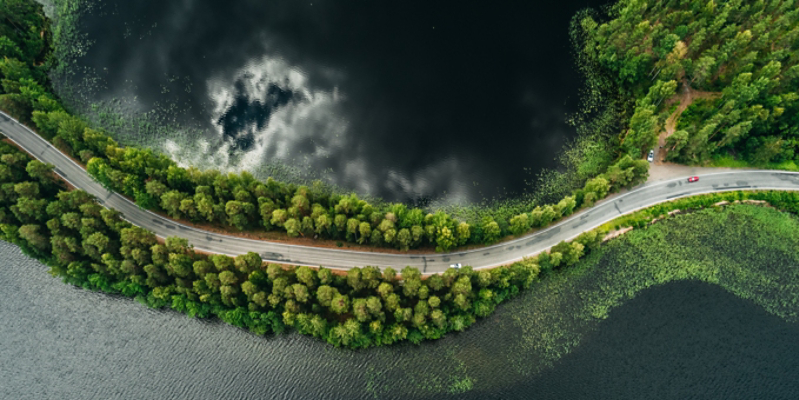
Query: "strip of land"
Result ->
[[3, 110, 799, 273]]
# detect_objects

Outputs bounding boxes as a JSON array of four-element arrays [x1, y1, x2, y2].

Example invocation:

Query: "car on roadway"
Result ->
[[688, 176, 699, 183], [647, 149, 655, 162], [450, 263, 462, 269]]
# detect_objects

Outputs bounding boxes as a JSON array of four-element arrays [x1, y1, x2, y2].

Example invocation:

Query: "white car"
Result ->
[[450, 263, 462, 269], [647, 149, 655, 162]]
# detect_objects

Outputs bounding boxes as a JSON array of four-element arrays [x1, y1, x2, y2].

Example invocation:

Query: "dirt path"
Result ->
[[645, 79, 727, 183], [655, 79, 720, 163]]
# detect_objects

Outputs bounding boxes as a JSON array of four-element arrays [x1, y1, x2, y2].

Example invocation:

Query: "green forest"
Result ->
[[576, 0, 799, 164]]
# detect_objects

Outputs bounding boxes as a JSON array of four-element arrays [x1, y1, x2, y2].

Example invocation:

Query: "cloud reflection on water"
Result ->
[[66, 0, 592, 205]]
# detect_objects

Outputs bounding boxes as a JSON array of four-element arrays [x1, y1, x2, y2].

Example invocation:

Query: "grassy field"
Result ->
[[707, 155, 799, 172]]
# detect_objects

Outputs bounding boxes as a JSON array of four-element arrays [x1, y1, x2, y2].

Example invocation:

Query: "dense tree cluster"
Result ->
[[0, 0, 59, 119], [32, 102, 646, 248], [37, 104, 644, 249], [0, 137, 611, 347], [577, 0, 799, 164], [0, 1, 649, 253]]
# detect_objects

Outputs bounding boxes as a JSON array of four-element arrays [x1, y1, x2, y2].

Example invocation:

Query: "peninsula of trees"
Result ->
[[0, 1, 598, 347]]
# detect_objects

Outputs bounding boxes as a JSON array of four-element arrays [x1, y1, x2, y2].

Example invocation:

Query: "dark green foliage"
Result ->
[[0, 0, 52, 121], [577, 0, 799, 164]]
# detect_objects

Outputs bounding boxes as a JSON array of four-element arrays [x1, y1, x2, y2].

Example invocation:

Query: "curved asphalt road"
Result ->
[[3, 110, 799, 273]]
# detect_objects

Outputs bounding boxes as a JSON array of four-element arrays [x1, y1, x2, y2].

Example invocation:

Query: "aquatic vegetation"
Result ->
[[505, 204, 799, 376]]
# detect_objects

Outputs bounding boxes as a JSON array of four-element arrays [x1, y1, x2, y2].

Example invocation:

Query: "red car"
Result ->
[[688, 176, 699, 183]]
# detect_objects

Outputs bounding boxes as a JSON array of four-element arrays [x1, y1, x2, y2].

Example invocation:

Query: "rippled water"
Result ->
[[2, 240, 797, 399], [54, 0, 608, 204]]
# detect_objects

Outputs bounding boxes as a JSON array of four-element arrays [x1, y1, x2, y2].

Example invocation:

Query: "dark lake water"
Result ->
[[526, 281, 799, 400], [2, 240, 797, 399], [58, 0, 608, 204]]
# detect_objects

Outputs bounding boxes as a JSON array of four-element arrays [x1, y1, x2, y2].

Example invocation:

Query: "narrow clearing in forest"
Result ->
[[656, 79, 720, 163]]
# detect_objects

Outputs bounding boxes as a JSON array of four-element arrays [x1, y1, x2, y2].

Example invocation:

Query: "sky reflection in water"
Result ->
[[73, 0, 608, 204]]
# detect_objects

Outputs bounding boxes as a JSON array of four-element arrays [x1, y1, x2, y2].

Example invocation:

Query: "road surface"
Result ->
[[3, 110, 799, 273]]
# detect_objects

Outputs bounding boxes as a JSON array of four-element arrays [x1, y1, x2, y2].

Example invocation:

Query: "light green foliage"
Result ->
[[455, 222, 470, 245], [481, 217, 501, 244], [435, 226, 456, 252], [284, 218, 300, 237], [295, 266, 316, 289], [582, 176, 610, 206], [233, 252, 261, 274], [509, 213, 530, 235], [624, 103, 659, 155], [357, 221, 370, 244], [218, 270, 237, 286], [556, 196, 577, 217], [330, 293, 350, 314]]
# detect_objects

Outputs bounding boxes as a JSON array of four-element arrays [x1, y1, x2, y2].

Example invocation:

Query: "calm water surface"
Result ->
[[59, 0, 608, 204], [1, 240, 797, 399]]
